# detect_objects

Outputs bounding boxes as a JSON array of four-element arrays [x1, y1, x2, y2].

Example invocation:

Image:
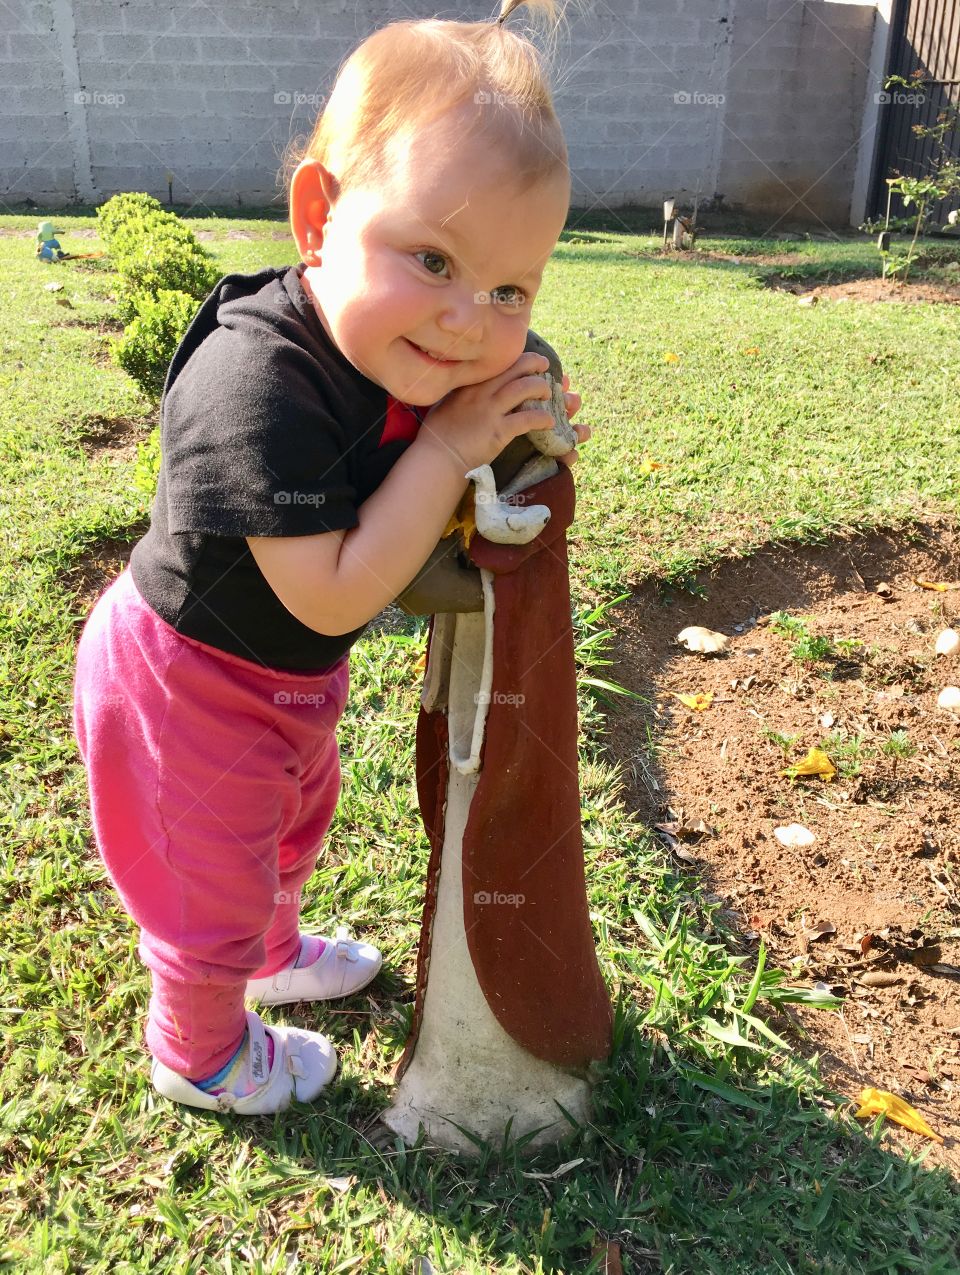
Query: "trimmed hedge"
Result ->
[[114, 239, 219, 325], [97, 193, 220, 321], [96, 192, 165, 246], [97, 192, 217, 405], [111, 288, 198, 401]]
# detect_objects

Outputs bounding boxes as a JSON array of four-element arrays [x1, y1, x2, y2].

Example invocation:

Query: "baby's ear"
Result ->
[[289, 160, 338, 262]]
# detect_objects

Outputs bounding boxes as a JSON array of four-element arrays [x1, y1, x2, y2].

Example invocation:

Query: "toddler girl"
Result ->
[[73, 1, 590, 1115]]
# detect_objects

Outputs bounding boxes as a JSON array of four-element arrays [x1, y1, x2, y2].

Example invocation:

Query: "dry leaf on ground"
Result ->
[[654, 817, 713, 842], [803, 917, 837, 941]]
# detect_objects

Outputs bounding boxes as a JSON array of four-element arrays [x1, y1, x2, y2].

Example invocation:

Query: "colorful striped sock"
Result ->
[[191, 1029, 276, 1096]]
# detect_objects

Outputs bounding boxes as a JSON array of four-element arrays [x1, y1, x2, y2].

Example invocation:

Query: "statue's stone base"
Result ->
[[381, 605, 594, 1155], [381, 765, 593, 1154]]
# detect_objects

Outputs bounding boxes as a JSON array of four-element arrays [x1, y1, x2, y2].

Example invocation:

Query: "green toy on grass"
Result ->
[[35, 219, 105, 263]]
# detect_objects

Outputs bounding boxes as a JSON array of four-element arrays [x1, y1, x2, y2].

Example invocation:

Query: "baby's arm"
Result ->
[[248, 351, 555, 637]]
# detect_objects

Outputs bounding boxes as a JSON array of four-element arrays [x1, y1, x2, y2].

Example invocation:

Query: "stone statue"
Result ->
[[382, 331, 613, 1154]]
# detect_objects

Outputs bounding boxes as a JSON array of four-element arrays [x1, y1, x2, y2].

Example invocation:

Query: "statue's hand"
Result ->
[[556, 374, 591, 469]]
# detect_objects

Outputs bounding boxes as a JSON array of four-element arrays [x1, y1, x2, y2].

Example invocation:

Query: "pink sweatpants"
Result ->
[[72, 567, 350, 1077]]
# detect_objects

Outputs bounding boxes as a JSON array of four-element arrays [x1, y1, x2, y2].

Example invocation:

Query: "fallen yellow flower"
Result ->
[[854, 1087, 943, 1143], [664, 351, 680, 364], [743, 345, 760, 356], [783, 746, 837, 782], [639, 453, 663, 475], [675, 692, 714, 711], [413, 651, 427, 675], [442, 486, 477, 550]]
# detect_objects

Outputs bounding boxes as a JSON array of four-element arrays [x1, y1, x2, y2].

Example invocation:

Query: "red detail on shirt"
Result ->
[[381, 396, 424, 447]]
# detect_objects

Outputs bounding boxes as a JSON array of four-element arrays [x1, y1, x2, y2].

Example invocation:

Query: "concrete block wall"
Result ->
[[718, 0, 877, 225], [0, 0, 878, 226]]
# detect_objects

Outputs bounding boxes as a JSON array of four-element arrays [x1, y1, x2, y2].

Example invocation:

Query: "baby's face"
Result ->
[[300, 113, 569, 406]]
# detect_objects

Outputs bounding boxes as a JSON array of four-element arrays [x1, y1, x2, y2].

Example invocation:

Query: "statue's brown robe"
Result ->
[[400, 463, 613, 1075]]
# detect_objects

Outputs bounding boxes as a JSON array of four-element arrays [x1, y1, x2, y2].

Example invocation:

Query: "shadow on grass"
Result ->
[[189, 995, 960, 1273]]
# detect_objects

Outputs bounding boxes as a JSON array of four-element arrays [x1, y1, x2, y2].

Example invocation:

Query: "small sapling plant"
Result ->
[[881, 729, 917, 781]]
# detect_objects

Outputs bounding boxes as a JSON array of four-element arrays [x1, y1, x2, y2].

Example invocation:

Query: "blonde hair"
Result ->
[[281, 0, 568, 204]]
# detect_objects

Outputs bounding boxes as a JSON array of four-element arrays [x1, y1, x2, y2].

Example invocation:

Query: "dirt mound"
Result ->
[[606, 522, 960, 1172], [768, 276, 960, 304]]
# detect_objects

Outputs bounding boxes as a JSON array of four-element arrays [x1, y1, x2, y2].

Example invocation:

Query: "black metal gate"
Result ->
[[869, 0, 960, 222]]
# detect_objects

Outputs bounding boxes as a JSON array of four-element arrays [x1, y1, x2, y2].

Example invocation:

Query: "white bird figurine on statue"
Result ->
[[464, 464, 551, 545]]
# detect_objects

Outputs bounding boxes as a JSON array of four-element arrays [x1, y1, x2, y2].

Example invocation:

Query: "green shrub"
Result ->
[[110, 221, 220, 321], [98, 197, 221, 319], [96, 192, 165, 245], [99, 195, 217, 404], [116, 247, 218, 320], [111, 288, 198, 400], [133, 425, 162, 498], [108, 209, 195, 258]]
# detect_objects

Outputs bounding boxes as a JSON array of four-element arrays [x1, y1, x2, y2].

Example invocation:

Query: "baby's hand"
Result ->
[[418, 351, 555, 475], [556, 373, 591, 469]]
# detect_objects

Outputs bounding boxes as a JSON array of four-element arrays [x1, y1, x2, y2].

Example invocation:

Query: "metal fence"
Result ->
[[870, 0, 960, 222]]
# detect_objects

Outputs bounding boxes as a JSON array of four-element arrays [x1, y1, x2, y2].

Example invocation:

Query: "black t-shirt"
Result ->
[[130, 263, 430, 670]]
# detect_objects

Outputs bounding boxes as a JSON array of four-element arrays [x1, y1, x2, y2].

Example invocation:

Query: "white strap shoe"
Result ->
[[150, 1010, 337, 1114], [245, 927, 383, 1007]]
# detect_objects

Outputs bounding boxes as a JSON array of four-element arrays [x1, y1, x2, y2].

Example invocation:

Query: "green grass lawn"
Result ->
[[2, 211, 959, 1273]]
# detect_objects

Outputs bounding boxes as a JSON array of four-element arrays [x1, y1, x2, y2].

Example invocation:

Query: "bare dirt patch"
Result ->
[[61, 531, 148, 619], [680, 249, 811, 268], [77, 413, 153, 456], [605, 521, 960, 1172], [53, 315, 123, 335], [628, 249, 960, 301], [768, 276, 960, 304]]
